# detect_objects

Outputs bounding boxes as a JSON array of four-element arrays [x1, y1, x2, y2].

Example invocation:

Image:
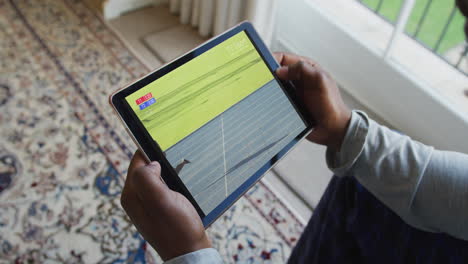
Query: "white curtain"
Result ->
[[169, 0, 276, 43]]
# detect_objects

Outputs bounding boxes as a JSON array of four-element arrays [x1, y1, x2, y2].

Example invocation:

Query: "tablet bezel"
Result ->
[[110, 21, 313, 227]]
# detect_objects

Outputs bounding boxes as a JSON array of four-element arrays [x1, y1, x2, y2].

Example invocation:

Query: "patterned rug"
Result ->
[[0, 0, 304, 263]]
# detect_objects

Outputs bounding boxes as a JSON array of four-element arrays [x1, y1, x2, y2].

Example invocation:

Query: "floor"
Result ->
[[106, 4, 388, 222]]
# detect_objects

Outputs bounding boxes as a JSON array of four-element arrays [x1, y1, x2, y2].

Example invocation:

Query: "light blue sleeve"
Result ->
[[164, 248, 223, 264], [327, 110, 468, 241]]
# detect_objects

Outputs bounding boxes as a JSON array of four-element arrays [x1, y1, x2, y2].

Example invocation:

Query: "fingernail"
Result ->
[[277, 66, 288, 76], [148, 161, 160, 167], [146, 162, 161, 175], [147, 161, 160, 170]]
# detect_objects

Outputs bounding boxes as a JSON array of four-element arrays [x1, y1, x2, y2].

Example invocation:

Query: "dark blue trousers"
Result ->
[[288, 176, 468, 264]]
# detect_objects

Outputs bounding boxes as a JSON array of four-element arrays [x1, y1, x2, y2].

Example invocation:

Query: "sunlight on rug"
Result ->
[[0, 0, 304, 262]]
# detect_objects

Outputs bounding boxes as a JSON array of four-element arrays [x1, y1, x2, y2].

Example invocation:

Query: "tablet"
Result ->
[[110, 22, 313, 227]]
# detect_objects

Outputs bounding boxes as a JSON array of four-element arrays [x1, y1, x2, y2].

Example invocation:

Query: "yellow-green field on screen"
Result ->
[[125, 31, 273, 151]]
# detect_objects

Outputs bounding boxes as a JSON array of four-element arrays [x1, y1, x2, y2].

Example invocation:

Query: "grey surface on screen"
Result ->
[[164, 80, 307, 214]]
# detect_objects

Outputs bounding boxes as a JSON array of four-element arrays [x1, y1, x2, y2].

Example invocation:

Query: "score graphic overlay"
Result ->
[[125, 31, 307, 214]]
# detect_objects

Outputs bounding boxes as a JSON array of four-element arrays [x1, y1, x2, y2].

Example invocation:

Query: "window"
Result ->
[[270, 0, 468, 153]]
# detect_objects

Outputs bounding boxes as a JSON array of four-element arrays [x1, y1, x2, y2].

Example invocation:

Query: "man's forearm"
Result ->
[[327, 111, 468, 240]]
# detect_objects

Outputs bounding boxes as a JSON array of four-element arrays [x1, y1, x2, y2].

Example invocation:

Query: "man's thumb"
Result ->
[[131, 161, 168, 202]]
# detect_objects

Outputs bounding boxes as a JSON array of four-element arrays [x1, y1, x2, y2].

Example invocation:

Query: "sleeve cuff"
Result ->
[[164, 248, 223, 264], [326, 110, 369, 176]]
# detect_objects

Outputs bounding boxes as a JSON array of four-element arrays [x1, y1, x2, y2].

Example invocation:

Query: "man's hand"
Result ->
[[273, 52, 352, 151], [121, 151, 211, 261]]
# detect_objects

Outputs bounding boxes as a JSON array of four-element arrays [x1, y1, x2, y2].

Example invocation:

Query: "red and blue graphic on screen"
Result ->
[[136, 92, 156, 110]]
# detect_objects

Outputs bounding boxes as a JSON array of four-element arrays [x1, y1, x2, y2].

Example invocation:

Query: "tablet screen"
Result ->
[[125, 31, 307, 215]]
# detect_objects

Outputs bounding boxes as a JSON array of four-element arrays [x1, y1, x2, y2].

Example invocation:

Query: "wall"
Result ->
[[272, 0, 468, 154], [103, 0, 168, 19]]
